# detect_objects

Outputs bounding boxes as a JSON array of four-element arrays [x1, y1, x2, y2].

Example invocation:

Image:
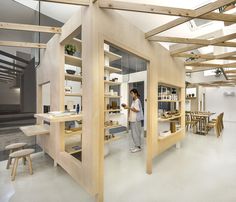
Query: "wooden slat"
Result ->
[[148, 36, 210, 45], [99, 1, 236, 23], [185, 61, 236, 68], [224, 70, 236, 73], [0, 41, 46, 49], [0, 58, 26, 69], [34, 0, 90, 5], [0, 50, 29, 64], [175, 53, 215, 60], [171, 33, 236, 55], [145, 0, 236, 38], [0, 74, 15, 80], [0, 22, 61, 33], [0, 64, 23, 73]]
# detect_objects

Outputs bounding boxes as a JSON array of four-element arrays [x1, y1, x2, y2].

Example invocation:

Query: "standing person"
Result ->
[[122, 89, 144, 153]]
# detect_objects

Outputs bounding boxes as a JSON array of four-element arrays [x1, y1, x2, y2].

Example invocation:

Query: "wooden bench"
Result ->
[[10, 148, 35, 181]]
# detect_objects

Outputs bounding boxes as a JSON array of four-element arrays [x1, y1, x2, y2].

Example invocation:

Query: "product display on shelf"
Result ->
[[64, 36, 83, 159], [104, 43, 123, 147], [157, 84, 184, 150]]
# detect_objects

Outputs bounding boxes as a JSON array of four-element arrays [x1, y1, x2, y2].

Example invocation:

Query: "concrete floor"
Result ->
[[1, 122, 236, 202]]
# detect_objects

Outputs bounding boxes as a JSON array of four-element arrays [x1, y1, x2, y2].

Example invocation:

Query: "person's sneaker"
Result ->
[[129, 147, 136, 151], [131, 147, 141, 153]]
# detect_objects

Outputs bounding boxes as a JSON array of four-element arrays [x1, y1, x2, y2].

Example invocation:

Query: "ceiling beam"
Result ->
[[148, 36, 210, 45], [170, 33, 236, 55], [0, 64, 23, 73], [33, 0, 90, 5], [0, 74, 15, 80], [0, 69, 21, 76], [185, 50, 236, 65], [0, 72, 16, 78], [185, 61, 236, 68], [0, 59, 26, 69], [0, 22, 61, 33], [0, 41, 46, 49], [0, 50, 29, 64], [99, 1, 236, 23], [145, 0, 236, 38]]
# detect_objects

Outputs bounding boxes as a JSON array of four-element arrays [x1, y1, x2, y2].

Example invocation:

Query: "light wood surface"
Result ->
[[0, 41, 46, 49], [34, 113, 83, 123], [20, 125, 49, 136], [0, 22, 61, 33], [104, 65, 122, 73], [104, 50, 122, 62], [65, 73, 82, 82], [65, 54, 82, 66]]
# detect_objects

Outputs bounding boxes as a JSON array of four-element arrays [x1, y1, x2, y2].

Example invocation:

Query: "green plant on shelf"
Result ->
[[65, 44, 77, 56]]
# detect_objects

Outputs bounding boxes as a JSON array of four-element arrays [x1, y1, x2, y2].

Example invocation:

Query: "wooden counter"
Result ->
[[34, 113, 83, 123]]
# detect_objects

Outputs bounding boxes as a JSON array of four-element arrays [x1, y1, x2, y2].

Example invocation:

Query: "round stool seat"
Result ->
[[10, 149, 35, 158], [5, 143, 27, 150]]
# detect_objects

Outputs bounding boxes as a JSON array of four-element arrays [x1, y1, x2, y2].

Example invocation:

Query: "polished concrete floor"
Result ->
[[1, 122, 236, 202]]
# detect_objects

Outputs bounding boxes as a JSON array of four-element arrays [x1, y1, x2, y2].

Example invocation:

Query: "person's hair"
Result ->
[[130, 88, 140, 97]]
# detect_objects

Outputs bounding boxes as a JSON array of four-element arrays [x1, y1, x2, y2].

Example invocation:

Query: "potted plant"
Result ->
[[219, 3, 235, 13], [65, 44, 76, 55]]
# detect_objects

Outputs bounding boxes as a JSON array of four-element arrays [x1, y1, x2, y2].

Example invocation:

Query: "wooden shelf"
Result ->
[[20, 124, 49, 136], [34, 113, 82, 123], [65, 54, 82, 67], [104, 50, 122, 62], [104, 95, 121, 98], [65, 74, 82, 82], [104, 65, 122, 73], [158, 100, 181, 102], [104, 125, 122, 130], [65, 130, 82, 136], [158, 114, 182, 122], [104, 109, 122, 113], [65, 93, 82, 97], [105, 136, 123, 144], [158, 128, 184, 140], [72, 38, 82, 50], [65, 143, 82, 154], [104, 80, 122, 86], [186, 97, 197, 100]]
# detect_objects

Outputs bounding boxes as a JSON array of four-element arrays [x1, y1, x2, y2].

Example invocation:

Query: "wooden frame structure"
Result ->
[[100, 0, 236, 80], [35, 2, 185, 202]]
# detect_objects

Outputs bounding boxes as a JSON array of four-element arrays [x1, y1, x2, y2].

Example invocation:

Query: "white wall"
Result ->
[[205, 86, 236, 122]]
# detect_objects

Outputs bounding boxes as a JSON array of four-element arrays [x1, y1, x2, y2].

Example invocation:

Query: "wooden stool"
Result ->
[[5, 143, 27, 169], [9, 149, 35, 181]]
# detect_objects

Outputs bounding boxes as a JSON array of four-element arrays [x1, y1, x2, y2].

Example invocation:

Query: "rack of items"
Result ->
[[63, 37, 83, 159], [104, 43, 123, 145], [157, 84, 185, 154]]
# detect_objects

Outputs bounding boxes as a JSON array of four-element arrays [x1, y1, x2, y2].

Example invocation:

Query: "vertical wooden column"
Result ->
[[81, 4, 103, 201], [146, 60, 158, 174]]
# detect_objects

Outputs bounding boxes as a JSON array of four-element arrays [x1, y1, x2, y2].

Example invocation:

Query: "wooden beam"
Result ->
[[224, 70, 236, 73], [145, 0, 236, 38], [0, 50, 29, 64], [170, 33, 236, 55], [0, 58, 26, 69], [0, 74, 15, 80], [0, 41, 46, 49], [175, 53, 215, 60], [185, 61, 236, 68], [0, 64, 23, 73], [185, 50, 236, 65], [0, 22, 61, 33], [33, 0, 90, 5], [0, 77, 14, 82], [99, 1, 236, 23], [148, 36, 210, 45]]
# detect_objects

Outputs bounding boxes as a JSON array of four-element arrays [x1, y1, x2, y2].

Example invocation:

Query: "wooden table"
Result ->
[[191, 113, 215, 135]]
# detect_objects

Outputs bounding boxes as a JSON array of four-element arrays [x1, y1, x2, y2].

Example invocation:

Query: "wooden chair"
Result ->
[[9, 148, 35, 181], [206, 115, 221, 137], [5, 143, 27, 169], [185, 112, 198, 133]]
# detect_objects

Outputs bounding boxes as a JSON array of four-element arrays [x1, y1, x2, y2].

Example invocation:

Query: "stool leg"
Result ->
[[23, 157, 26, 165], [26, 156, 33, 175], [11, 158, 19, 181], [11, 158, 16, 176], [6, 150, 12, 169]]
